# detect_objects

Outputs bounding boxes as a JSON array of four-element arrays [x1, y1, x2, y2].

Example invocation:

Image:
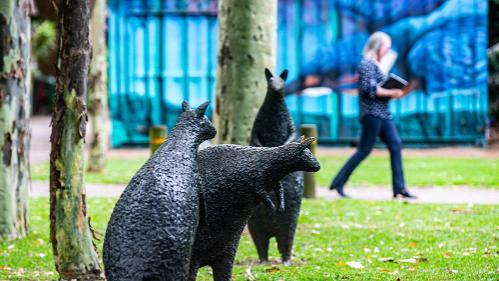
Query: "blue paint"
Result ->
[[108, 0, 488, 146]]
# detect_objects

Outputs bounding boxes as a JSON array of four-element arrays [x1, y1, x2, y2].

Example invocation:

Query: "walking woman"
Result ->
[[330, 32, 416, 199]]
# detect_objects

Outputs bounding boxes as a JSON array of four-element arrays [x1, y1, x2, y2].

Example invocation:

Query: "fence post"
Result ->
[[300, 124, 317, 199], [150, 125, 167, 154]]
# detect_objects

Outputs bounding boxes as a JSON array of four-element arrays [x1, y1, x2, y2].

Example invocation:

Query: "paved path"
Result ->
[[317, 186, 499, 204], [30, 181, 499, 204], [29, 116, 499, 205]]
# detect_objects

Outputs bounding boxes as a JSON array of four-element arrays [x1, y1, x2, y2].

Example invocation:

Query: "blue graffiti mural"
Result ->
[[298, 0, 487, 94], [108, 0, 488, 146]]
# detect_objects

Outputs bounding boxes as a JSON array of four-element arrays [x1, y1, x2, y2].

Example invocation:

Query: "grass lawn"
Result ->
[[0, 198, 497, 280], [31, 155, 499, 188]]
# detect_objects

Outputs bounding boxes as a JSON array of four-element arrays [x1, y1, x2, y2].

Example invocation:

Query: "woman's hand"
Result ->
[[391, 89, 404, 98], [376, 87, 403, 98]]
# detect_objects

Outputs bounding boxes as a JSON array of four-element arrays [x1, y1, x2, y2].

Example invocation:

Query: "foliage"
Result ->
[[489, 0, 499, 119], [30, 155, 499, 188], [0, 199, 497, 280], [489, 0, 499, 48], [489, 44, 499, 119], [31, 20, 57, 64]]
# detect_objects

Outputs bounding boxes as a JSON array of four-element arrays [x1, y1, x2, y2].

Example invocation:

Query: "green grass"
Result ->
[[315, 155, 499, 189], [31, 158, 147, 185], [31, 155, 499, 188], [1, 199, 497, 280]]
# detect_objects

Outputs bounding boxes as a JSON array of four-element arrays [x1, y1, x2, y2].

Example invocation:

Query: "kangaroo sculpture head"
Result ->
[[265, 68, 289, 95], [173, 101, 217, 142]]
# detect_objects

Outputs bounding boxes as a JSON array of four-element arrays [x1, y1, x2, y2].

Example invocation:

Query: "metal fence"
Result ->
[[108, 0, 488, 147]]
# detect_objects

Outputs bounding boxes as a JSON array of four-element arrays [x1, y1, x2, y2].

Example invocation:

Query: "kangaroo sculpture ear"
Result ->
[[195, 101, 210, 117], [300, 137, 316, 148], [279, 69, 288, 81], [182, 101, 190, 112], [264, 68, 273, 82]]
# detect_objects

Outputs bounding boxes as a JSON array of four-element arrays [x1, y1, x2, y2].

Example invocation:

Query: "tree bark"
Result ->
[[214, 0, 277, 145], [87, 0, 110, 173], [49, 0, 102, 279], [0, 0, 33, 240]]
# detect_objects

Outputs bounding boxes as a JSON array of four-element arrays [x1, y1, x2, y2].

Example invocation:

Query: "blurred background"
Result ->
[[31, 0, 496, 148]]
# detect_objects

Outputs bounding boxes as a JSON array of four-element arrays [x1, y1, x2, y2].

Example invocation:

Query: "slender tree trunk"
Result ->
[[50, 0, 102, 279], [214, 0, 277, 145], [0, 0, 33, 240], [87, 0, 109, 173]]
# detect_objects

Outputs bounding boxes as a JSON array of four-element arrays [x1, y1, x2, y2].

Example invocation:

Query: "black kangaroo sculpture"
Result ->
[[189, 139, 320, 281], [248, 68, 306, 265], [103, 101, 216, 281]]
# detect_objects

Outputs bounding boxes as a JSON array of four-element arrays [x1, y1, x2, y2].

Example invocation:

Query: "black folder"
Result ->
[[380, 73, 408, 89]]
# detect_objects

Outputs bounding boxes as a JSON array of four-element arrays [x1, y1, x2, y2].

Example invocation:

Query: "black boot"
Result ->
[[330, 185, 350, 198], [393, 189, 417, 199]]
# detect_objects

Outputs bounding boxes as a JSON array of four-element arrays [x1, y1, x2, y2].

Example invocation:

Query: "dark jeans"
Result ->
[[331, 115, 406, 193]]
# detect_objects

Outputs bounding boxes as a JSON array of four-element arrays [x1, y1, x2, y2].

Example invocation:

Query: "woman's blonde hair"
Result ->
[[362, 31, 391, 60]]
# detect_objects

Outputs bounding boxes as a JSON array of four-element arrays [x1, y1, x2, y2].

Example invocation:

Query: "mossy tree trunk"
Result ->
[[0, 0, 34, 240], [87, 0, 110, 173], [49, 0, 102, 279], [214, 0, 277, 145]]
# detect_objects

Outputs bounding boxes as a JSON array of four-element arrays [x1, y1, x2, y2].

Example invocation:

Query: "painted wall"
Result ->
[[108, 0, 488, 146]]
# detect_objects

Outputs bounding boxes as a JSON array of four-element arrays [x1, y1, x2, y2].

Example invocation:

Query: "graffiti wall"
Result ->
[[282, 0, 488, 145], [296, 0, 487, 93], [108, 0, 488, 146]]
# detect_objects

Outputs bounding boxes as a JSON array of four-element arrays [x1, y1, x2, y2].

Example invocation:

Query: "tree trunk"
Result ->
[[49, 0, 102, 279], [0, 0, 33, 240], [214, 0, 277, 145], [87, 0, 110, 173]]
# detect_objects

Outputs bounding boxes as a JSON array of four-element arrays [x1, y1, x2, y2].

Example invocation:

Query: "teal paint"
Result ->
[[108, 0, 488, 147]]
